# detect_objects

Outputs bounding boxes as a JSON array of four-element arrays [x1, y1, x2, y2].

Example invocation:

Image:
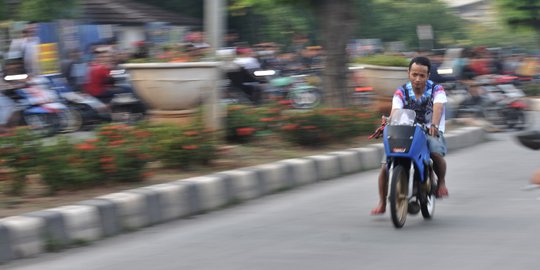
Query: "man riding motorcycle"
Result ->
[[370, 56, 449, 215]]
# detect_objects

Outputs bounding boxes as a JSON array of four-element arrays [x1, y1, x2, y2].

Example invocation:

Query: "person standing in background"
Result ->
[[8, 22, 41, 76]]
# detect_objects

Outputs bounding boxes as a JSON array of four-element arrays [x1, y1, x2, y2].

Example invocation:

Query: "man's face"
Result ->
[[23, 24, 37, 38], [408, 62, 429, 92]]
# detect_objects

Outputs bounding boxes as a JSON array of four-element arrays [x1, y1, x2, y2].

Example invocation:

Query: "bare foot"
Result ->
[[370, 202, 386, 215], [436, 183, 449, 198]]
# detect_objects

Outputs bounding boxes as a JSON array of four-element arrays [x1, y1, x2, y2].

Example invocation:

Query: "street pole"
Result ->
[[203, 0, 226, 131], [205, 0, 226, 57]]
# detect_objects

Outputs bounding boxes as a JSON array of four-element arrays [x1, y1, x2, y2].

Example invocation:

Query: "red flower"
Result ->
[[183, 131, 199, 136], [142, 171, 155, 178], [86, 138, 100, 143], [100, 156, 115, 163], [301, 125, 317, 130], [278, 100, 292, 105], [281, 124, 298, 131], [75, 143, 96, 151], [260, 117, 275, 122], [356, 113, 372, 119], [182, 145, 199, 150], [109, 140, 126, 147], [236, 127, 256, 136], [135, 131, 152, 138]]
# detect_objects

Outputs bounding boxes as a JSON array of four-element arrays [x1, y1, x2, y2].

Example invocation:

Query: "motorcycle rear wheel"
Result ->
[[389, 165, 409, 228], [58, 108, 83, 133]]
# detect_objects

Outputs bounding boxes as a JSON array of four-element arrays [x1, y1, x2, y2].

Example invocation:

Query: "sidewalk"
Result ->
[[0, 124, 488, 264]]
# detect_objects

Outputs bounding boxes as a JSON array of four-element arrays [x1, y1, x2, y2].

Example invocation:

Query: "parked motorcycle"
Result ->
[[455, 81, 528, 130], [3, 74, 78, 137], [44, 74, 111, 130], [266, 69, 322, 109], [383, 109, 437, 228], [109, 68, 146, 123]]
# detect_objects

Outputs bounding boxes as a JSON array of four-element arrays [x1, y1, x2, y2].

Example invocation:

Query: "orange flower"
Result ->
[[86, 138, 100, 143]]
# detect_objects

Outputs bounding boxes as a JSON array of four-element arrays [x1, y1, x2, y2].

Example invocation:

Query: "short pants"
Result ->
[[381, 131, 447, 164]]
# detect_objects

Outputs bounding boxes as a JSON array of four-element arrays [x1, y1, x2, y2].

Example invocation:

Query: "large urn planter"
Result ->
[[352, 64, 408, 114], [121, 62, 222, 129]]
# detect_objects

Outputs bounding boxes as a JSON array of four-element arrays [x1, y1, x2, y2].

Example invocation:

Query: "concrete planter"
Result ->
[[353, 64, 408, 97], [351, 64, 408, 114], [121, 62, 222, 129]]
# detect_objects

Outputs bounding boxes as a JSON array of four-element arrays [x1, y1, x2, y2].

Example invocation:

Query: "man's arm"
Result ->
[[430, 102, 444, 136]]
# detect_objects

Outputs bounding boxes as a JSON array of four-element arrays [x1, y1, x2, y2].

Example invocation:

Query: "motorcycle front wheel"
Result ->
[[389, 164, 409, 228], [506, 109, 526, 130], [23, 113, 59, 137]]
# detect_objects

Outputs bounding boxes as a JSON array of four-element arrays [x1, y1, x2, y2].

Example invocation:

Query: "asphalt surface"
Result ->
[[4, 113, 540, 270]]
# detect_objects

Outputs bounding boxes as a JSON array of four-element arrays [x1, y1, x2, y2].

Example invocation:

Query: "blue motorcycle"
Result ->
[[383, 109, 437, 228]]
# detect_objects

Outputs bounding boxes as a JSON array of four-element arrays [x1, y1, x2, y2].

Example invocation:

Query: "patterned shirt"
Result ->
[[391, 80, 447, 132]]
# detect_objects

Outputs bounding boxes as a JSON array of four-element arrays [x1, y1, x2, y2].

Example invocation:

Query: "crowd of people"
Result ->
[[428, 46, 539, 84]]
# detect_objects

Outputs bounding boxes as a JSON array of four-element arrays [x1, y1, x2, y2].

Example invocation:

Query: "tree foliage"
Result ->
[[495, 0, 540, 32], [0, 0, 6, 20], [134, 0, 203, 20], [355, 0, 466, 48], [228, 0, 315, 46], [17, 0, 81, 22], [495, 0, 540, 46]]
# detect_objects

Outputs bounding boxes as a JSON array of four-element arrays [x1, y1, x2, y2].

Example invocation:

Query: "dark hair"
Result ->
[[408, 56, 431, 73]]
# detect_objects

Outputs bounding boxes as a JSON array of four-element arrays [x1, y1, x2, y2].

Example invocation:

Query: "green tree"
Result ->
[[228, 2, 314, 46], [237, 0, 357, 107], [0, 0, 6, 20], [495, 0, 540, 45], [135, 0, 203, 19], [355, 0, 466, 49], [17, 0, 81, 22]]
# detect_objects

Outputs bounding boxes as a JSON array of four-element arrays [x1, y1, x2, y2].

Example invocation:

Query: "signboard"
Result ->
[[39, 43, 59, 74], [416, 24, 433, 40]]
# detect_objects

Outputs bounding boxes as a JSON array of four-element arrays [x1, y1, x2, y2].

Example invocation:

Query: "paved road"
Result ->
[[5, 117, 540, 270]]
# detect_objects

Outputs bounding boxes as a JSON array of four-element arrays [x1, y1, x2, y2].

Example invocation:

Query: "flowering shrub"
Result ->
[[94, 124, 156, 182], [142, 122, 218, 169], [1, 106, 377, 195], [38, 137, 104, 192], [36, 124, 156, 193], [0, 128, 40, 195], [279, 108, 378, 146], [225, 105, 262, 143]]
